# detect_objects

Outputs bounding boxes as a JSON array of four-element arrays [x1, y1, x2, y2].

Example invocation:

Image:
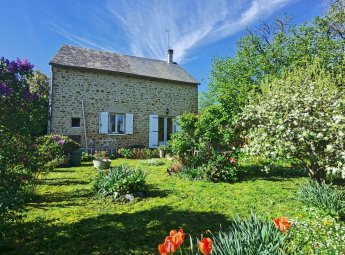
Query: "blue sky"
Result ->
[[1, 0, 326, 92]]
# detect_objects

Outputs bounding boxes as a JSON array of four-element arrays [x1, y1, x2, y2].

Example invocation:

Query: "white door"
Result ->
[[149, 114, 159, 148]]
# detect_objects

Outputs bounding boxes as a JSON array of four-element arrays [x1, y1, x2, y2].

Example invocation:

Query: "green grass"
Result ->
[[3, 159, 310, 254]]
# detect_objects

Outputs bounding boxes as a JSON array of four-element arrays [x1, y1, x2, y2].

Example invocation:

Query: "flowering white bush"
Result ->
[[240, 61, 345, 181]]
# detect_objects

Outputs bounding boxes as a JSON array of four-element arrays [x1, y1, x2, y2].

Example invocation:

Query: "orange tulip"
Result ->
[[164, 236, 177, 253], [158, 237, 177, 255], [170, 229, 185, 248], [158, 243, 167, 255], [198, 237, 212, 255], [274, 216, 291, 232]]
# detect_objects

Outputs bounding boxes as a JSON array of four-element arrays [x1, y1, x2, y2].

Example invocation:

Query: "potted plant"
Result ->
[[158, 145, 169, 158], [93, 151, 112, 169]]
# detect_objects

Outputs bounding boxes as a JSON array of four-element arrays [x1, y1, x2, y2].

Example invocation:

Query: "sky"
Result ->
[[0, 0, 327, 92]]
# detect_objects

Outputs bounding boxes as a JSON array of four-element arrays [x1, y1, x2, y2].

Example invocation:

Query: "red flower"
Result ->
[[170, 229, 185, 248], [274, 216, 291, 232], [158, 237, 177, 255], [198, 238, 212, 255]]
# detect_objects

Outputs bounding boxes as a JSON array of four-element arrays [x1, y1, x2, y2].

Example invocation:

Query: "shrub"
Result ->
[[118, 148, 134, 159], [118, 147, 159, 159], [296, 181, 345, 218], [240, 61, 345, 182], [132, 148, 159, 159], [93, 164, 147, 196], [81, 152, 93, 162], [139, 159, 164, 166], [35, 134, 80, 170], [178, 166, 208, 181], [206, 154, 238, 182]]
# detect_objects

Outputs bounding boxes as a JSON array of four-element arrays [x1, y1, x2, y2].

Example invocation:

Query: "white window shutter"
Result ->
[[99, 112, 109, 134], [149, 114, 159, 148], [175, 116, 180, 132], [125, 113, 134, 134]]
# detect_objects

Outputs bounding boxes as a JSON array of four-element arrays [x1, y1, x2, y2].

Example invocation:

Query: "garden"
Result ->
[[1, 1, 345, 254]]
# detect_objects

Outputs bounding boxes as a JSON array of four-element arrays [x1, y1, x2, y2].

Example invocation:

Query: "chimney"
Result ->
[[168, 49, 174, 63]]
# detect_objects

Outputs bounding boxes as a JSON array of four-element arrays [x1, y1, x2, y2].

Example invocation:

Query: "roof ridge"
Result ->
[[62, 44, 177, 65]]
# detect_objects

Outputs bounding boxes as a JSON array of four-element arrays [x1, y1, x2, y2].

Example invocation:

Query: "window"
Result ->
[[109, 113, 125, 134], [71, 117, 81, 128], [158, 116, 174, 145]]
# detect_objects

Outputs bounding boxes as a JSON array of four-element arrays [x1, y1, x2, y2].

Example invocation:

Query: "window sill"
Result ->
[[108, 133, 126, 136]]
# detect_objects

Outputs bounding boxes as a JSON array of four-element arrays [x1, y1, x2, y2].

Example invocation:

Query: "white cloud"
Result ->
[[50, 0, 294, 63]]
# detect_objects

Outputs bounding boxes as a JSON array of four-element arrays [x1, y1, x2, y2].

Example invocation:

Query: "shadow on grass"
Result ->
[[3, 206, 231, 255], [237, 164, 308, 182]]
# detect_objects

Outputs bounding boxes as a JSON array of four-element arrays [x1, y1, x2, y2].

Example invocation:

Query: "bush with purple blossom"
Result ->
[[0, 56, 49, 226]]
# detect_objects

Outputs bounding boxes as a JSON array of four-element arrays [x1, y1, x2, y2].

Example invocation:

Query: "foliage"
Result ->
[[139, 159, 165, 166], [118, 148, 134, 159], [81, 152, 93, 162], [35, 134, 80, 171], [93, 151, 109, 161], [292, 207, 345, 254], [206, 154, 238, 182], [203, 214, 300, 255], [170, 108, 238, 170], [0, 57, 49, 227], [93, 164, 147, 196], [159, 214, 301, 255], [118, 147, 159, 159], [178, 155, 237, 182], [240, 61, 345, 181], [207, 2, 344, 112], [296, 181, 345, 218], [201, 2, 345, 182], [178, 166, 208, 181]]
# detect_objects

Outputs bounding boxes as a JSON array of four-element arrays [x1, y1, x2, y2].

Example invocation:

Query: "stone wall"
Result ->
[[50, 66, 198, 148]]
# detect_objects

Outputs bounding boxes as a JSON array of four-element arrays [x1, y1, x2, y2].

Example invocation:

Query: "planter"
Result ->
[[93, 159, 112, 169], [69, 150, 82, 166]]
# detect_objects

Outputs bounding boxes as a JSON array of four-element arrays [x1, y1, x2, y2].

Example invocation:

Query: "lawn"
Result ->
[[4, 159, 310, 255]]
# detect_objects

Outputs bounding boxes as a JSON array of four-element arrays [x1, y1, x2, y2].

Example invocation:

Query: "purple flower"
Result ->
[[5, 58, 34, 74], [52, 135, 61, 141], [57, 139, 65, 146], [16, 58, 34, 72], [0, 82, 14, 97]]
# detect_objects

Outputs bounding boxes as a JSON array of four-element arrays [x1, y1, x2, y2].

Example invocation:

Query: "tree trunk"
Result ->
[[308, 164, 326, 183]]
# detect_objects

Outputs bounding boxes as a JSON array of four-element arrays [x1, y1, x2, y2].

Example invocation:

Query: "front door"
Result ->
[[149, 115, 175, 148], [158, 116, 173, 146]]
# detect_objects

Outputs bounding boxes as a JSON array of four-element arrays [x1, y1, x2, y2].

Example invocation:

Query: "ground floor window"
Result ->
[[109, 113, 125, 134], [71, 117, 81, 128]]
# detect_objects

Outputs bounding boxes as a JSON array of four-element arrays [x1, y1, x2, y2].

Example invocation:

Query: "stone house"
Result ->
[[48, 45, 198, 150]]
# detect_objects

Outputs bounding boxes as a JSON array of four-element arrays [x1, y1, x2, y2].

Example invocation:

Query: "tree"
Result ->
[[240, 60, 345, 182], [207, 1, 344, 115]]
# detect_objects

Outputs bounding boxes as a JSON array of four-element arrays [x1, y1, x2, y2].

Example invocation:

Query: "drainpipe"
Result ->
[[47, 65, 53, 134], [82, 100, 88, 151]]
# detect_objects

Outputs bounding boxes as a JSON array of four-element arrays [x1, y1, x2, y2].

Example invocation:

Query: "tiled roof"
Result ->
[[49, 45, 199, 84]]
